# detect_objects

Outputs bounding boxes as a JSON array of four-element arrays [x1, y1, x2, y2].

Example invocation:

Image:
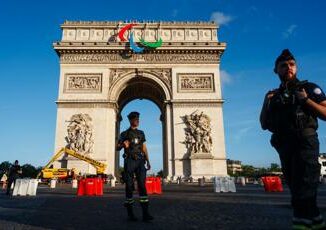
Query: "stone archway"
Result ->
[[52, 20, 228, 181], [108, 70, 172, 178]]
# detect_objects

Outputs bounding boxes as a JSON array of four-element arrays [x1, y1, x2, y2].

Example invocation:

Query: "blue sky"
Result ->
[[0, 0, 326, 173]]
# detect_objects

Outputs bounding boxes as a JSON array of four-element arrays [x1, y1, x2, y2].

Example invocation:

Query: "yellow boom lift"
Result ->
[[37, 147, 107, 179]]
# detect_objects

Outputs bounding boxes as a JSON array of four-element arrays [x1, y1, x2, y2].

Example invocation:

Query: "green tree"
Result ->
[[156, 170, 163, 178], [240, 165, 256, 177], [254, 167, 268, 178], [227, 168, 234, 176], [0, 161, 12, 176], [21, 164, 38, 178], [269, 163, 282, 172], [118, 166, 124, 176]]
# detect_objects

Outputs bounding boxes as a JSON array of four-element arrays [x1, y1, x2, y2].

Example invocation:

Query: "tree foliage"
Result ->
[[0, 161, 42, 178], [229, 163, 283, 178], [0, 161, 12, 176], [269, 163, 282, 172], [241, 165, 256, 177], [21, 164, 40, 178], [156, 170, 163, 178]]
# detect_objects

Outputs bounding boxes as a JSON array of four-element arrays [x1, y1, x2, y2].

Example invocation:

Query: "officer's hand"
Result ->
[[295, 88, 308, 104], [145, 161, 151, 171], [123, 140, 130, 149]]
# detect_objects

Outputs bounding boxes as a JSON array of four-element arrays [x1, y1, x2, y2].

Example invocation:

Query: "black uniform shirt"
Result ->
[[118, 128, 146, 156], [9, 165, 21, 178], [276, 80, 326, 106], [268, 80, 326, 134], [303, 82, 326, 104]]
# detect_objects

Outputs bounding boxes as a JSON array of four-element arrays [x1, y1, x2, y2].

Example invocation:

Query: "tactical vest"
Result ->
[[121, 128, 144, 159], [267, 82, 317, 136], [9, 165, 21, 178]]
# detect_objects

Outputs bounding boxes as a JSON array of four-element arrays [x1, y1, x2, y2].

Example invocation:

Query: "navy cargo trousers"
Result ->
[[123, 156, 148, 205], [271, 133, 321, 219]]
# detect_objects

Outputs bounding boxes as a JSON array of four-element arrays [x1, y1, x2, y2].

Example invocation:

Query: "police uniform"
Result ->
[[6, 163, 21, 195], [117, 112, 153, 221], [262, 49, 326, 228]]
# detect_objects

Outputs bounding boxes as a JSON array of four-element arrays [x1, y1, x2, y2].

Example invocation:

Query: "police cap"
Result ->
[[127, 111, 140, 120], [274, 49, 296, 70]]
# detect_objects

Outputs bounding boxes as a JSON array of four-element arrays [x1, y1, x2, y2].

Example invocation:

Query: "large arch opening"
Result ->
[[113, 74, 171, 178], [118, 99, 163, 175]]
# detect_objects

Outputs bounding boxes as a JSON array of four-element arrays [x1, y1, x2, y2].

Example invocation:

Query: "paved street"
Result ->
[[0, 183, 326, 230]]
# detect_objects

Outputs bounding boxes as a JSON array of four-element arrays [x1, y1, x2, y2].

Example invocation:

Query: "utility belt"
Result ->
[[274, 128, 316, 138], [123, 152, 144, 160]]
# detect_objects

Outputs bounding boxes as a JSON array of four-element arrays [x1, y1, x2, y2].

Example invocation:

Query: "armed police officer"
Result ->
[[260, 49, 326, 229], [117, 111, 154, 222]]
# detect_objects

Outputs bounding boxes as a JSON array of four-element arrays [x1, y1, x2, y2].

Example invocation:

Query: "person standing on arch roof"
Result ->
[[116, 111, 154, 222], [260, 49, 326, 229]]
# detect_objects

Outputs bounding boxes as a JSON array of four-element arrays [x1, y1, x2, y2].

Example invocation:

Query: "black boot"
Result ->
[[312, 215, 326, 230], [140, 202, 154, 222], [124, 203, 138, 221]]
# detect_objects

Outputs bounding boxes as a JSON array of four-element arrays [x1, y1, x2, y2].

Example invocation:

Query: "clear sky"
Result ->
[[0, 0, 325, 173]]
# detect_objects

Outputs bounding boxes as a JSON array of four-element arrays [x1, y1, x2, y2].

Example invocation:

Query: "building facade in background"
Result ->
[[226, 159, 242, 175]]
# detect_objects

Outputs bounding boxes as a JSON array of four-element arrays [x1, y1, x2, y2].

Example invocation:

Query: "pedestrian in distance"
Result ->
[[6, 160, 22, 195]]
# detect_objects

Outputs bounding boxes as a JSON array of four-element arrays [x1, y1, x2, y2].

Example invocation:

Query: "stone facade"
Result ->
[[227, 159, 243, 175], [53, 20, 228, 180]]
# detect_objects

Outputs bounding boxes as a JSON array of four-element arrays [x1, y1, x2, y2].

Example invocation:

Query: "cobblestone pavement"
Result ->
[[0, 183, 326, 230]]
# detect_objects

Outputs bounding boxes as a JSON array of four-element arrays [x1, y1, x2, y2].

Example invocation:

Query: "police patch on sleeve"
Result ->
[[313, 88, 322, 95]]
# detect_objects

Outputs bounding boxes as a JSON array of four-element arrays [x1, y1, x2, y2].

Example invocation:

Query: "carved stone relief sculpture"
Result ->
[[65, 114, 94, 155], [64, 73, 102, 93], [109, 68, 172, 92], [178, 73, 214, 92], [182, 111, 213, 156]]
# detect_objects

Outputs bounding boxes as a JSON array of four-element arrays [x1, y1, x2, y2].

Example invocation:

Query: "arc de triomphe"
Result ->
[[52, 21, 227, 180]]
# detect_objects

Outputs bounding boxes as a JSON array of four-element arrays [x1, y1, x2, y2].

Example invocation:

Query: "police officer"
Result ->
[[260, 49, 326, 229], [117, 111, 154, 222], [6, 160, 22, 195]]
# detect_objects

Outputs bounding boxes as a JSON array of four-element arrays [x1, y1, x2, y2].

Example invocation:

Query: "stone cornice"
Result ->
[[56, 100, 118, 109], [53, 41, 226, 50], [53, 42, 226, 59], [176, 157, 227, 161], [56, 98, 224, 106], [57, 20, 225, 44], [56, 50, 225, 64], [168, 99, 224, 104], [164, 99, 224, 108], [62, 20, 218, 28], [56, 99, 111, 103], [54, 47, 224, 55], [64, 157, 107, 161]]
